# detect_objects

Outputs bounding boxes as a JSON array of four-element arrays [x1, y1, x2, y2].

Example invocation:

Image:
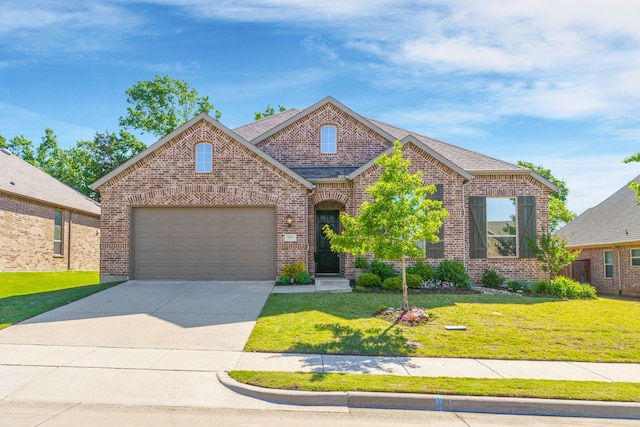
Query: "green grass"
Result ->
[[0, 271, 121, 330], [229, 371, 640, 402], [245, 293, 640, 362]]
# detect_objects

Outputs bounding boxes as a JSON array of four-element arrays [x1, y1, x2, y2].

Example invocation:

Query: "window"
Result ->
[[487, 198, 517, 257], [196, 143, 212, 173], [604, 250, 614, 278], [631, 249, 640, 266], [54, 210, 63, 255], [321, 125, 336, 153]]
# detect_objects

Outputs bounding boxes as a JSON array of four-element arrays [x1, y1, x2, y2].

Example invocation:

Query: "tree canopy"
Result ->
[[254, 104, 286, 121], [623, 152, 640, 203], [323, 140, 449, 310], [119, 75, 220, 137], [517, 161, 576, 232]]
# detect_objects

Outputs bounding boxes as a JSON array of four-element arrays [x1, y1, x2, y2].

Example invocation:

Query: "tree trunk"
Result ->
[[401, 254, 408, 311]]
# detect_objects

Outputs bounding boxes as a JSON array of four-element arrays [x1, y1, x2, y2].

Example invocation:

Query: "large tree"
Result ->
[[254, 104, 286, 121], [623, 152, 640, 202], [323, 140, 449, 310], [64, 130, 146, 201], [517, 161, 576, 232], [119, 75, 220, 137], [6, 135, 36, 165]]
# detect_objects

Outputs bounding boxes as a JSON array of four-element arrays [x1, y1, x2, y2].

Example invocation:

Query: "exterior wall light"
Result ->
[[286, 214, 293, 227]]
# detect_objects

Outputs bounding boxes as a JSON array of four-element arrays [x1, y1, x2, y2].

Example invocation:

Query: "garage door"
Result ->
[[131, 207, 276, 280]]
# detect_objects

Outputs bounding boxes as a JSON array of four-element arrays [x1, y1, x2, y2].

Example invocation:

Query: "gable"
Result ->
[[92, 114, 312, 191], [255, 101, 393, 168]]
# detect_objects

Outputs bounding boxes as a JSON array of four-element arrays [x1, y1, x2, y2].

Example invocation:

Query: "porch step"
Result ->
[[314, 277, 352, 293]]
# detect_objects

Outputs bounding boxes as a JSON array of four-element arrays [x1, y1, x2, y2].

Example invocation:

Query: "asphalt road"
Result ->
[[1, 403, 638, 427]]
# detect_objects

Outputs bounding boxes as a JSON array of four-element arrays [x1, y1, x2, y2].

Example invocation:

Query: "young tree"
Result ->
[[623, 152, 640, 202], [119, 75, 221, 137], [517, 161, 576, 232], [254, 104, 286, 121], [528, 232, 580, 280], [323, 140, 449, 310]]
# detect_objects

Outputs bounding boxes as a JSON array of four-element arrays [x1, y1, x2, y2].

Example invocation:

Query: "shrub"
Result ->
[[353, 255, 370, 270], [552, 276, 598, 299], [481, 268, 505, 288], [358, 272, 382, 288], [370, 260, 397, 282], [530, 279, 553, 295], [406, 273, 423, 289], [437, 259, 471, 290], [382, 276, 402, 291], [507, 280, 528, 292], [406, 261, 436, 281], [277, 275, 291, 285], [282, 261, 306, 279], [294, 271, 312, 284]]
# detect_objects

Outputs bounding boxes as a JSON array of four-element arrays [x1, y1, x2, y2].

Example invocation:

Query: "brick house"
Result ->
[[556, 174, 640, 296], [92, 97, 556, 283], [0, 148, 100, 272]]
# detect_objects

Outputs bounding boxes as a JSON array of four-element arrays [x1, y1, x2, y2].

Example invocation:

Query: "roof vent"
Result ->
[[1, 148, 12, 155]]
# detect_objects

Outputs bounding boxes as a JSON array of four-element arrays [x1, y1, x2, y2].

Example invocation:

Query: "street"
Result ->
[[1, 403, 638, 427]]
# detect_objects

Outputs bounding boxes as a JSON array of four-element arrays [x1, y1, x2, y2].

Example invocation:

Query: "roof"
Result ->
[[290, 167, 359, 180], [233, 109, 300, 141], [91, 113, 314, 191], [0, 148, 100, 216], [555, 174, 640, 248]]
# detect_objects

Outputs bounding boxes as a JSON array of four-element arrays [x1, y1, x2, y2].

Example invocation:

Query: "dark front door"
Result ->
[[316, 210, 340, 274]]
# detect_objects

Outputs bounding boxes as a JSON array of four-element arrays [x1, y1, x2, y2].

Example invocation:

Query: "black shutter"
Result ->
[[518, 196, 536, 258], [469, 196, 487, 259], [426, 184, 444, 258]]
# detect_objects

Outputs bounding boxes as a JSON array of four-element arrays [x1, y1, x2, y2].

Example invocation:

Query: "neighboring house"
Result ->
[[0, 148, 100, 272], [92, 97, 557, 283], [556, 175, 640, 296]]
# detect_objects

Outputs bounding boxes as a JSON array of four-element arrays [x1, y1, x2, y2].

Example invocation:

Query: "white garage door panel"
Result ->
[[131, 207, 276, 280]]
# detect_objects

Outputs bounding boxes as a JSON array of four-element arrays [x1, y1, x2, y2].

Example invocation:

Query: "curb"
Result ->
[[218, 372, 640, 419]]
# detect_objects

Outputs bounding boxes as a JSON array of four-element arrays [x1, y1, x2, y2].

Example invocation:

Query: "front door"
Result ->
[[316, 210, 340, 274]]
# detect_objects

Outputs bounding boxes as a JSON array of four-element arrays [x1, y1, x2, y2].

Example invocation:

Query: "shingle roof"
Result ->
[[233, 109, 300, 141], [0, 148, 100, 216], [555, 174, 640, 247], [368, 119, 528, 173], [290, 167, 359, 180]]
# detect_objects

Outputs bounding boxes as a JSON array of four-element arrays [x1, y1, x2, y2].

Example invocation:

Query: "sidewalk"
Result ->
[[1, 343, 639, 419]]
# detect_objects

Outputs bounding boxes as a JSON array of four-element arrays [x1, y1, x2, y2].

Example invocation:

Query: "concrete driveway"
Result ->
[[0, 280, 274, 351]]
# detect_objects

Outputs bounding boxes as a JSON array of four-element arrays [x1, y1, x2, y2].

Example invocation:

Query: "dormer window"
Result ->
[[196, 143, 212, 173], [321, 125, 337, 153]]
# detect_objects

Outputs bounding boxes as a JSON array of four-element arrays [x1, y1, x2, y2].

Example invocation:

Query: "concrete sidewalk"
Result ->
[[1, 343, 639, 419]]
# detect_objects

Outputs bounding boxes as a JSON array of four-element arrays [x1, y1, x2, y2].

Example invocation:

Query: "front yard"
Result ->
[[246, 293, 640, 362], [0, 271, 120, 330]]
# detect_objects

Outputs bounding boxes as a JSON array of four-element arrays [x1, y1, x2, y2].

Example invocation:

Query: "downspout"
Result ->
[[306, 187, 316, 274], [461, 179, 470, 268], [617, 246, 623, 295], [67, 211, 73, 271]]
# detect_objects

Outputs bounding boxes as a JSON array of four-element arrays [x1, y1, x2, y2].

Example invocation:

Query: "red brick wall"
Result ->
[[0, 193, 99, 271], [576, 246, 640, 296], [97, 119, 310, 281], [257, 103, 392, 167]]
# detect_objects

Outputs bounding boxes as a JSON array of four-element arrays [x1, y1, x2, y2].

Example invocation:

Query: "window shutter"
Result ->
[[469, 196, 487, 259], [518, 196, 536, 258], [426, 184, 444, 258]]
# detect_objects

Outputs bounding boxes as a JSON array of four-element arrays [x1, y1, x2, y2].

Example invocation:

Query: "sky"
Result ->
[[1, 0, 639, 215]]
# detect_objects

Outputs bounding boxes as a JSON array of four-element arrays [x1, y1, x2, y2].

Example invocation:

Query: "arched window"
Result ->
[[195, 143, 212, 173], [321, 125, 337, 153]]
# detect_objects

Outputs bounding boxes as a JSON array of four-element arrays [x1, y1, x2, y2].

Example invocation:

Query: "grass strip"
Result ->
[[229, 370, 640, 402]]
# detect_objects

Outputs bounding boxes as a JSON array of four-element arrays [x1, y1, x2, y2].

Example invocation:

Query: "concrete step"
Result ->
[[314, 277, 352, 293]]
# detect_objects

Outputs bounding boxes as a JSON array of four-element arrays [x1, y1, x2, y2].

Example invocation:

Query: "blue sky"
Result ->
[[1, 0, 638, 215]]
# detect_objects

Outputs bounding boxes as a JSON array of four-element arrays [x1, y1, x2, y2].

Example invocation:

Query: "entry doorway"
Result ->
[[315, 210, 340, 274]]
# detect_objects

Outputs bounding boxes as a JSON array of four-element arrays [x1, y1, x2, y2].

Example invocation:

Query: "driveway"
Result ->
[[0, 280, 274, 351]]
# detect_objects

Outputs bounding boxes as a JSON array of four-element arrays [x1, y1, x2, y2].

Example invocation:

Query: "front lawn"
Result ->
[[245, 293, 640, 362], [0, 271, 121, 330]]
